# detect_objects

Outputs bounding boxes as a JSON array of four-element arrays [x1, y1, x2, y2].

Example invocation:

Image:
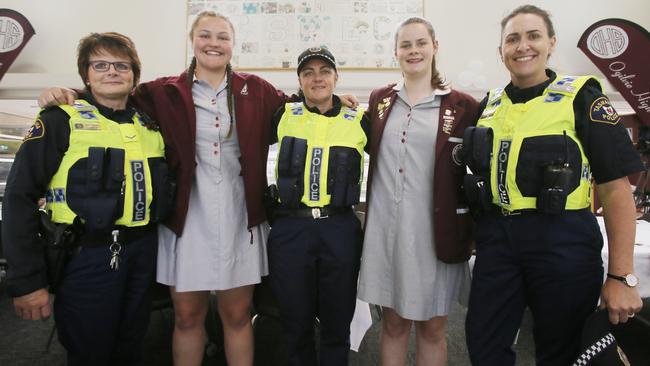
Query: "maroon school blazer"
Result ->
[[133, 70, 287, 235], [365, 85, 479, 263]]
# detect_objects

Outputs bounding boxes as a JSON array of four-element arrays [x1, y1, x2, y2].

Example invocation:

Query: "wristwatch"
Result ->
[[607, 273, 639, 287]]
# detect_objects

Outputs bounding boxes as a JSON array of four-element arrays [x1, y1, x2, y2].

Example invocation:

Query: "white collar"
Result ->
[[393, 79, 451, 96], [193, 72, 228, 93]]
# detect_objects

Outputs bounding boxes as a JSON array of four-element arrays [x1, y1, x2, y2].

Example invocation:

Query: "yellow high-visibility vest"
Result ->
[[277, 102, 367, 207], [45, 100, 165, 227], [477, 75, 598, 211]]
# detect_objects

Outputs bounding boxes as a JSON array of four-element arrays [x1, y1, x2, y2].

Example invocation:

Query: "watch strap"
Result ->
[[606, 273, 625, 282]]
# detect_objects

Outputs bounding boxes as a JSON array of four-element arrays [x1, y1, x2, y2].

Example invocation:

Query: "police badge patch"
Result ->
[[616, 345, 631, 366], [590, 96, 620, 124], [24, 119, 45, 141]]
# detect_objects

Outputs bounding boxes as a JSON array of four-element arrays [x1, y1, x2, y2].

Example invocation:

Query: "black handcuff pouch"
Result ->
[[67, 147, 125, 233], [462, 127, 494, 213], [276, 136, 307, 208], [327, 147, 361, 207]]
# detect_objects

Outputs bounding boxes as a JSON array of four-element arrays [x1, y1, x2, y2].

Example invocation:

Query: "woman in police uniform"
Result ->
[[267, 47, 369, 366], [464, 5, 644, 366], [3, 33, 169, 365]]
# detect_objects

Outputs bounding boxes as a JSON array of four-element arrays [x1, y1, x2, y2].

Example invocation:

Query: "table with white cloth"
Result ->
[[597, 217, 650, 299], [349, 217, 650, 349]]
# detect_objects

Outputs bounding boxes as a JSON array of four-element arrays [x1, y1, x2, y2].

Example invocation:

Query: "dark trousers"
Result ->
[[466, 209, 604, 366], [54, 229, 157, 366], [268, 211, 362, 366]]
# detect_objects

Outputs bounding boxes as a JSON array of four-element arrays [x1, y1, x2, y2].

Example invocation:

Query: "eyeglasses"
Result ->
[[89, 60, 132, 73]]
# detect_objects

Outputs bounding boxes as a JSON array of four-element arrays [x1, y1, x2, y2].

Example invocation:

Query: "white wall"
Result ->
[[1, 0, 649, 112]]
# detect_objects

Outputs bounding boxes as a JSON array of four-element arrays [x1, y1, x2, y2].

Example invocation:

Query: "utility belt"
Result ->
[[487, 205, 591, 217], [76, 224, 154, 247], [464, 172, 575, 216], [39, 209, 155, 293], [488, 205, 538, 216], [273, 206, 351, 219]]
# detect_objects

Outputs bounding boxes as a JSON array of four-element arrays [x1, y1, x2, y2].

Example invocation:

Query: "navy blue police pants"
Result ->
[[465, 209, 604, 366], [268, 211, 362, 366], [54, 229, 157, 366]]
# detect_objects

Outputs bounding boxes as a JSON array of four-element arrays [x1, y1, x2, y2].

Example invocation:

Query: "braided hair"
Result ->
[[225, 63, 234, 139]]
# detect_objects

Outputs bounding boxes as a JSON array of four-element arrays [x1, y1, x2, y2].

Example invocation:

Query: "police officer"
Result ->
[[2, 32, 172, 365], [267, 47, 369, 366], [463, 5, 643, 366]]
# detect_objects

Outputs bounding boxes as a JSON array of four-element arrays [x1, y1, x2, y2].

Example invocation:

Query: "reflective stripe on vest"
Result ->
[[276, 102, 367, 207], [477, 75, 598, 211], [45, 99, 165, 226]]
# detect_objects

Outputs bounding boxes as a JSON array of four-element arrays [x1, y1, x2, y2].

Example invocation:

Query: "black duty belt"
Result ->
[[274, 206, 351, 219], [490, 206, 593, 216], [78, 224, 155, 247], [491, 205, 538, 216]]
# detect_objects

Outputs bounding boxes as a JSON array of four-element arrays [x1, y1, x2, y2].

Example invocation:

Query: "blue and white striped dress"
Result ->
[[157, 77, 269, 291]]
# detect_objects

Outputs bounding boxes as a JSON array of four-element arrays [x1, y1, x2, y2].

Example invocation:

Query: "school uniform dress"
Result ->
[[358, 84, 470, 320], [157, 78, 268, 291]]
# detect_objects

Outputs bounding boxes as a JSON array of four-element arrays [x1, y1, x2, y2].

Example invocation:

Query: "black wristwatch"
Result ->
[[606, 273, 639, 288]]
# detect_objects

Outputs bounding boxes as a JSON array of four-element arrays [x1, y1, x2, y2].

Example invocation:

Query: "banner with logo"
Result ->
[[578, 19, 650, 125], [0, 9, 35, 81]]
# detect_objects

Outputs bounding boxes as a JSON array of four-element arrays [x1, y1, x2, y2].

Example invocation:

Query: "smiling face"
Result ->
[[87, 49, 133, 106], [298, 58, 337, 111], [191, 16, 234, 74], [500, 12, 556, 88], [395, 23, 438, 79]]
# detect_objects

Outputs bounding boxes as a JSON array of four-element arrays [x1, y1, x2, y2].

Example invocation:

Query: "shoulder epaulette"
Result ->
[[487, 88, 504, 106], [60, 100, 100, 120], [71, 100, 98, 112], [547, 75, 581, 94], [341, 107, 358, 121], [289, 102, 304, 115]]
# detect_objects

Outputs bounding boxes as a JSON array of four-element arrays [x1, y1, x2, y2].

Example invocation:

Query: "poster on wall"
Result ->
[[578, 18, 650, 125], [0, 9, 35, 81], [187, 0, 424, 69]]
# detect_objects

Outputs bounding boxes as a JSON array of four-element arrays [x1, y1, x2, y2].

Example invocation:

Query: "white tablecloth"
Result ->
[[350, 217, 650, 349], [598, 217, 650, 298], [350, 299, 372, 352]]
